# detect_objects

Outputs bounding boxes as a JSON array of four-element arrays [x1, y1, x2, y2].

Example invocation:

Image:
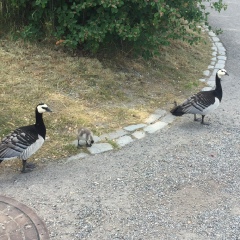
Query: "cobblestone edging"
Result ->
[[68, 28, 226, 161]]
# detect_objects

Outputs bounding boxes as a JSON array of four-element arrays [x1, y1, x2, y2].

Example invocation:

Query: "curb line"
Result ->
[[66, 27, 227, 162]]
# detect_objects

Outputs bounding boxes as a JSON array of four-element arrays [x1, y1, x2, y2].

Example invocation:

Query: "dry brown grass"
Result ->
[[0, 32, 211, 169]]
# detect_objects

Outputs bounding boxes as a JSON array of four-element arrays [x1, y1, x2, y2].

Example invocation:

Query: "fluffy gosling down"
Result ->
[[171, 69, 229, 125], [77, 127, 94, 147], [0, 103, 52, 173]]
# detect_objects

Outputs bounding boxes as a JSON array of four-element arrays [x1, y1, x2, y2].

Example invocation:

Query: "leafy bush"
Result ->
[[0, 0, 227, 57]]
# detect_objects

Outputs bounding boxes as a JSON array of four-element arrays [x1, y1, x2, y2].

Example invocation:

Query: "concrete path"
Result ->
[[0, 1, 240, 239]]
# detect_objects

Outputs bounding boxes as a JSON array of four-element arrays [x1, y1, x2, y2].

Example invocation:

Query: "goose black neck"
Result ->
[[215, 73, 222, 101], [35, 109, 46, 139]]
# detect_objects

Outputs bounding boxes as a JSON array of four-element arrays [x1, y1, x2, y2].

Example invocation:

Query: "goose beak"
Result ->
[[46, 107, 52, 112]]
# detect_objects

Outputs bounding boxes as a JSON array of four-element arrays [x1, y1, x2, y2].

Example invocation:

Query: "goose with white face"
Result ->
[[37, 103, 52, 113], [217, 69, 229, 78]]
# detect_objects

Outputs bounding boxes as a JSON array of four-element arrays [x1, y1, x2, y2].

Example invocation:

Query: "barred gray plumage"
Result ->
[[0, 103, 52, 173], [171, 69, 229, 125]]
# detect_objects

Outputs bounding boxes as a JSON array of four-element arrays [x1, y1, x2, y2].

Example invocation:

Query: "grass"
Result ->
[[0, 30, 212, 170]]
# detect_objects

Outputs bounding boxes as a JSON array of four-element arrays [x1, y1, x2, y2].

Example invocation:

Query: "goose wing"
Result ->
[[180, 91, 215, 114], [0, 125, 38, 160]]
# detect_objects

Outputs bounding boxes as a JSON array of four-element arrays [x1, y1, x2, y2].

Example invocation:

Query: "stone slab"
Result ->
[[87, 143, 113, 154], [207, 81, 216, 88], [203, 70, 210, 76], [202, 87, 213, 91], [145, 109, 167, 124], [217, 56, 227, 60], [132, 130, 146, 139], [212, 36, 220, 42], [143, 121, 168, 134], [99, 129, 127, 141], [215, 63, 225, 69], [123, 123, 147, 132], [115, 136, 134, 147], [161, 114, 176, 124]]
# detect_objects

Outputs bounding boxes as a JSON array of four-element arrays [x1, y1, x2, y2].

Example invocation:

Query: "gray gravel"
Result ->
[[1, 0, 240, 239]]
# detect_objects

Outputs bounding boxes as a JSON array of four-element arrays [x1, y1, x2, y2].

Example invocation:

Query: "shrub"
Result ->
[[0, 0, 227, 57]]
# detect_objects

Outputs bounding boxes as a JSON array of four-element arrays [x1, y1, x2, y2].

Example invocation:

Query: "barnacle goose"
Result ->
[[77, 127, 94, 147], [0, 103, 52, 173], [171, 69, 229, 125]]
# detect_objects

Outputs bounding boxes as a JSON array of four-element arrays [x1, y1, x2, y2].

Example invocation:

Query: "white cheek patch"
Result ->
[[37, 104, 48, 113]]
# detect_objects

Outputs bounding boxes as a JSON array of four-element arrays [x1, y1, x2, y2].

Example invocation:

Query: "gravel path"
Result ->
[[1, 1, 240, 239]]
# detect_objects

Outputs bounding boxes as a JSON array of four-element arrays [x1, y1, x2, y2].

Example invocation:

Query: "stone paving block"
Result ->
[[145, 109, 167, 124], [199, 78, 205, 82], [203, 70, 210, 76], [87, 143, 113, 154], [217, 56, 227, 60], [208, 31, 216, 37], [161, 114, 176, 124], [212, 51, 217, 56], [218, 46, 226, 52], [215, 63, 225, 69], [215, 42, 223, 48], [132, 130, 146, 139], [208, 75, 215, 82], [208, 65, 214, 69], [123, 123, 147, 132], [207, 81, 215, 88], [116, 136, 134, 147], [143, 121, 168, 134], [212, 36, 220, 42], [218, 51, 226, 56], [202, 87, 213, 91], [99, 129, 127, 141], [65, 153, 89, 163], [211, 57, 217, 61], [217, 60, 225, 64]]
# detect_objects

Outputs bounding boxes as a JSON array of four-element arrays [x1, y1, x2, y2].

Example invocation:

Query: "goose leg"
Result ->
[[21, 160, 36, 173], [194, 114, 201, 122], [201, 115, 210, 125]]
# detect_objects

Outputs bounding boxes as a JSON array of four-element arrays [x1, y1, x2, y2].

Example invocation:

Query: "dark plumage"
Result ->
[[0, 103, 52, 173], [171, 69, 229, 124]]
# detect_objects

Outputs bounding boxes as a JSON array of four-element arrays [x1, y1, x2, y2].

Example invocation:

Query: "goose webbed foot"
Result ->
[[21, 160, 36, 173], [200, 115, 210, 125]]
